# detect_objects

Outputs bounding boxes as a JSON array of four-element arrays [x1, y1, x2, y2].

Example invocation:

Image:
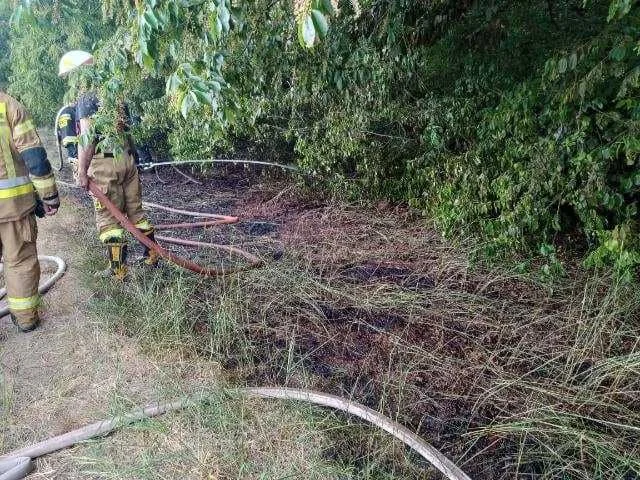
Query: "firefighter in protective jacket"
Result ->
[[0, 90, 60, 331], [58, 50, 157, 279], [56, 104, 78, 165]]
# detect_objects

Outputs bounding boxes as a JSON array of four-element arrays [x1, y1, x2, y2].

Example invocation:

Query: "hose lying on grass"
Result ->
[[89, 181, 263, 277], [137, 158, 299, 172], [58, 179, 262, 276], [141, 200, 239, 221], [155, 219, 233, 229], [0, 256, 67, 318], [0, 456, 33, 480], [0, 388, 473, 480]]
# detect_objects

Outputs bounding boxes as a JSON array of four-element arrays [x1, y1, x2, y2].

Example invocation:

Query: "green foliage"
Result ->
[[8, 16, 67, 125], [6, 0, 640, 278], [7, 0, 114, 125], [295, 0, 334, 48], [221, 0, 640, 278], [0, 4, 10, 89]]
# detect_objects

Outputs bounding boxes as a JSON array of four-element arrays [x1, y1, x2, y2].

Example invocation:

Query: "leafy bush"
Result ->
[[0, 5, 10, 89], [8, 17, 67, 125], [227, 0, 640, 276]]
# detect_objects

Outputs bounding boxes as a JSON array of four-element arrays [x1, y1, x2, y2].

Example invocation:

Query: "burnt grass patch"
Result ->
[[211, 180, 637, 479], [338, 262, 436, 290]]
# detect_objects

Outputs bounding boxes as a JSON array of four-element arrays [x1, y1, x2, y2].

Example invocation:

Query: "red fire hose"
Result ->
[[155, 219, 235, 230], [88, 180, 263, 277]]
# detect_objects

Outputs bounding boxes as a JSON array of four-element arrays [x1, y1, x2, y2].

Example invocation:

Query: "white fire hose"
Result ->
[[0, 255, 67, 318], [0, 388, 472, 480]]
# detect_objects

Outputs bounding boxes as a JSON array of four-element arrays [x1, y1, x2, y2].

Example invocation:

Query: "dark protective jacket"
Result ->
[[0, 91, 59, 222], [56, 104, 78, 159]]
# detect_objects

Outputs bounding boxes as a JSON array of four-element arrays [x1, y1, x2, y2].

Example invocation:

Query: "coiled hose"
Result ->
[[0, 256, 67, 318], [0, 388, 472, 480]]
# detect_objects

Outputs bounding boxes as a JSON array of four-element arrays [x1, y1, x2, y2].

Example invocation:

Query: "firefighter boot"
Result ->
[[10, 312, 40, 333], [135, 229, 159, 267], [96, 241, 129, 280]]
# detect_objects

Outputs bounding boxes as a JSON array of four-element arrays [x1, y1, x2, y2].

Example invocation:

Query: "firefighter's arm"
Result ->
[[77, 117, 95, 190], [9, 99, 59, 215]]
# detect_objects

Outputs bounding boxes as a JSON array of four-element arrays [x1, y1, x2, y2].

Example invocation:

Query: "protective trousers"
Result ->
[[89, 153, 155, 274], [90, 153, 152, 240], [0, 215, 40, 327]]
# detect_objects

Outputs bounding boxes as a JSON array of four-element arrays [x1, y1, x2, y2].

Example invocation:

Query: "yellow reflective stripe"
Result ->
[[58, 114, 71, 128], [1, 103, 15, 177], [0, 135, 11, 163], [4, 153, 16, 178], [134, 219, 153, 230], [31, 176, 56, 191], [111, 245, 122, 261], [13, 120, 35, 137], [0, 183, 34, 199], [8, 294, 41, 311], [99, 227, 125, 242], [62, 136, 78, 145], [0, 129, 12, 177]]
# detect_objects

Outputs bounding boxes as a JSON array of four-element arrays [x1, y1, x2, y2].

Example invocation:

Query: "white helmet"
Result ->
[[58, 50, 94, 77]]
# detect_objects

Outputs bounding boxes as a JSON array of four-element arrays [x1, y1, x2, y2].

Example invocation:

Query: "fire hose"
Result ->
[[55, 180, 265, 274], [88, 181, 263, 276], [137, 158, 299, 172], [0, 256, 67, 318], [0, 388, 473, 480]]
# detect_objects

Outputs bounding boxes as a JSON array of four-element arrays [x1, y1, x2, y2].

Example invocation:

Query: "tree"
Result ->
[[7, 0, 114, 124], [8, 0, 640, 279]]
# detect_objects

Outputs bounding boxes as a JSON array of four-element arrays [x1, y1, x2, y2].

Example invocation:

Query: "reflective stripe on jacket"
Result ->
[[57, 105, 78, 147]]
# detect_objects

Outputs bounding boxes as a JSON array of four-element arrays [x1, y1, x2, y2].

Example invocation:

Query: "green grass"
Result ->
[[69, 380, 422, 479], [0, 369, 13, 451]]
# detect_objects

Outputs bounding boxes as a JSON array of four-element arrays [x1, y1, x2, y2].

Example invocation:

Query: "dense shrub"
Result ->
[[217, 0, 640, 276]]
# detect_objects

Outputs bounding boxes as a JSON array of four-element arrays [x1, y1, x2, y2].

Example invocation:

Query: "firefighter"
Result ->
[[56, 103, 79, 168], [0, 90, 60, 332], [58, 50, 158, 279]]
